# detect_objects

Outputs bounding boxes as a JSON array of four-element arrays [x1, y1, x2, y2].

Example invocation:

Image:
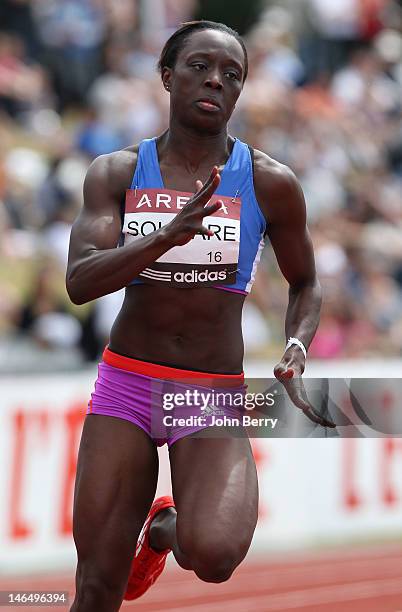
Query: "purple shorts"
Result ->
[[88, 347, 246, 447]]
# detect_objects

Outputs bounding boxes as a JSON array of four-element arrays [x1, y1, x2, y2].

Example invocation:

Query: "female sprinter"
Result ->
[[66, 20, 335, 612]]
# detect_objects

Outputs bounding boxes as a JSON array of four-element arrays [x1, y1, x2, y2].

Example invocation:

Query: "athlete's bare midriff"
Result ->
[[108, 284, 245, 374]]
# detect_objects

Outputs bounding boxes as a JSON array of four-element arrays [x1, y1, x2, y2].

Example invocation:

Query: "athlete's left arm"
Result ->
[[254, 151, 335, 428]]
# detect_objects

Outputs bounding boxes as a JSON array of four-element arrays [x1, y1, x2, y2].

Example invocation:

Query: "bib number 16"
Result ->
[[207, 251, 222, 263]]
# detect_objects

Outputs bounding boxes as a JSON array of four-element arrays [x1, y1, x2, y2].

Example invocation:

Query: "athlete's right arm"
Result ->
[[66, 153, 174, 304], [66, 155, 222, 304]]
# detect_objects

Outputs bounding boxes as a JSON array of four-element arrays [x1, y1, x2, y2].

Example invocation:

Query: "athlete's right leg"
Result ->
[[70, 415, 159, 612]]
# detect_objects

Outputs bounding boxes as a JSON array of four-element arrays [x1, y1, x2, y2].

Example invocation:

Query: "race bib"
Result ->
[[123, 188, 241, 287]]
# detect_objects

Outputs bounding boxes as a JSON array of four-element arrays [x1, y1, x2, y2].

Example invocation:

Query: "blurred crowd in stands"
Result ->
[[0, 0, 402, 371]]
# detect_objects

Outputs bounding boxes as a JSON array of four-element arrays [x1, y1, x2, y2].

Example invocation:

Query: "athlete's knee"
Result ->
[[194, 560, 234, 583], [184, 539, 248, 583], [71, 564, 126, 612], [71, 581, 118, 612], [72, 580, 122, 612]]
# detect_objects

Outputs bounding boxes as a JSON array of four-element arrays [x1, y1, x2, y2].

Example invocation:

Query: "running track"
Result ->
[[1, 544, 402, 611]]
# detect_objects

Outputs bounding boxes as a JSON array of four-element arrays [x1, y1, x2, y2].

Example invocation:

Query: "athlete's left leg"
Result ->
[[151, 435, 258, 583]]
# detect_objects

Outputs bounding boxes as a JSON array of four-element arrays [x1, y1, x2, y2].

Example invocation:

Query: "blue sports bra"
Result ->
[[121, 137, 266, 294]]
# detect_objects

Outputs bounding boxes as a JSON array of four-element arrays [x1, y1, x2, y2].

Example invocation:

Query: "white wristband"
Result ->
[[285, 337, 307, 359]]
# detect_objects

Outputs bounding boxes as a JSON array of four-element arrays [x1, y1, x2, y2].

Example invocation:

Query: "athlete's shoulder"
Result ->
[[250, 147, 305, 224], [252, 148, 300, 198], [84, 144, 141, 200], [87, 144, 140, 184]]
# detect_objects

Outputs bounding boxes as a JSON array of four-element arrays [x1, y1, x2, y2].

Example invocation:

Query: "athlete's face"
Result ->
[[163, 29, 246, 133]]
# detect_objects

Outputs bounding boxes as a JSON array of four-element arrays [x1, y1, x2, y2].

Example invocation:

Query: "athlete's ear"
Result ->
[[161, 67, 173, 93]]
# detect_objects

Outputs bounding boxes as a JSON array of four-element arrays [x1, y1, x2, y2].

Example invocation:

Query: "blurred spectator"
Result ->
[[331, 47, 400, 113], [0, 33, 50, 118], [0, 0, 41, 58], [17, 264, 81, 350], [34, 0, 107, 110]]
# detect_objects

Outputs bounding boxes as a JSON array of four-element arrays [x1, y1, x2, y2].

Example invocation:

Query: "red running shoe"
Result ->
[[124, 495, 175, 600]]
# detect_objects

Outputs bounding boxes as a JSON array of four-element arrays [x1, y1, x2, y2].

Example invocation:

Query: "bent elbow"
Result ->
[[66, 284, 84, 305], [65, 274, 87, 306]]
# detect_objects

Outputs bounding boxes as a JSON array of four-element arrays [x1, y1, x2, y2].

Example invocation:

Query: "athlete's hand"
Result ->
[[164, 166, 223, 247], [274, 348, 336, 428]]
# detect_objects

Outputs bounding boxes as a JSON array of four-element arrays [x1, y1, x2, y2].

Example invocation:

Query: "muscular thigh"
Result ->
[[73, 415, 159, 576], [169, 435, 258, 552]]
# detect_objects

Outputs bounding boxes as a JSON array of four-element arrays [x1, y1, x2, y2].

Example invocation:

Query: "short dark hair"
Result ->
[[157, 20, 248, 82]]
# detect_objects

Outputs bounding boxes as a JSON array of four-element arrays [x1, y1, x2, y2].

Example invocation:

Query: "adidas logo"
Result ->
[[173, 270, 227, 283], [140, 268, 228, 283]]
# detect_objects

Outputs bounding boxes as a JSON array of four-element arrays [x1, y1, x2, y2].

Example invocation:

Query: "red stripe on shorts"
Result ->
[[103, 347, 244, 388]]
